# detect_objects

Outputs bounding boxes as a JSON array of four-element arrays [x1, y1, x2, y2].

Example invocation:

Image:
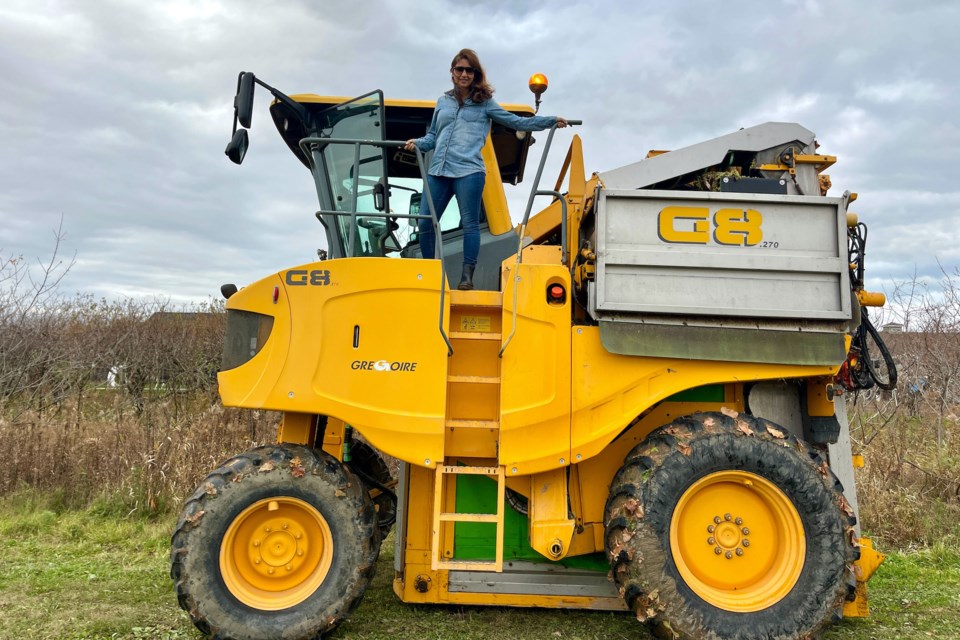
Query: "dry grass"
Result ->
[[0, 393, 278, 516], [849, 389, 960, 548], [2, 387, 959, 552]]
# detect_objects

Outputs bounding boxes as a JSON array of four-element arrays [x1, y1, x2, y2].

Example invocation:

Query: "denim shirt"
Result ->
[[414, 91, 557, 178]]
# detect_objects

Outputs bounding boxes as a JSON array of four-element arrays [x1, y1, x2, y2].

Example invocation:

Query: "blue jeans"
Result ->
[[418, 172, 485, 265]]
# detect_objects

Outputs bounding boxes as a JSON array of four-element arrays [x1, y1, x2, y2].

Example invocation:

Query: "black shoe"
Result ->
[[457, 264, 476, 290]]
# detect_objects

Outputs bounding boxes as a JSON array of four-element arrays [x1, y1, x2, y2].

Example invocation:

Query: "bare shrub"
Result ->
[[850, 266, 960, 547], [0, 232, 278, 513]]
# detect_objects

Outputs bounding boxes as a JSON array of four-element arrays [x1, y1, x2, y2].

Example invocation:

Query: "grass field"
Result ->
[[1, 495, 958, 640]]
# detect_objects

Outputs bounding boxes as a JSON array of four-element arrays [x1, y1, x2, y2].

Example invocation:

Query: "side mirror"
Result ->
[[225, 129, 249, 165], [236, 72, 255, 128]]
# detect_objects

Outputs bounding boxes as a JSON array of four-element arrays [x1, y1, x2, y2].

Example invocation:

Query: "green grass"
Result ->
[[1, 495, 958, 640]]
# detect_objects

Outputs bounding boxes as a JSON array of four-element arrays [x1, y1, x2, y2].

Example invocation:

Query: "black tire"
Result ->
[[349, 440, 397, 542], [170, 444, 379, 640], [604, 412, 857, 640]]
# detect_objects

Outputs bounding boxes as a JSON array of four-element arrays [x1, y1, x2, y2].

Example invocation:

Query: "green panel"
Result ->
[[452, 474, 608, 571], [666, 384, 725, 402], [452, 474, 528, 561]]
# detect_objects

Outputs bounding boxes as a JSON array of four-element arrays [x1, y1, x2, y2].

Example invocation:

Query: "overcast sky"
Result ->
[[1, 0, 957, 305]]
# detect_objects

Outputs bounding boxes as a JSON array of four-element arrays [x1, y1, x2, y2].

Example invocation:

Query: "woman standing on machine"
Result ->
[[405, 48, 567, 290]]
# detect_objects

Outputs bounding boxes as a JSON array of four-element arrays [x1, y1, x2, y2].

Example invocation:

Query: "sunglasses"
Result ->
[[452, 66, 476, 75]]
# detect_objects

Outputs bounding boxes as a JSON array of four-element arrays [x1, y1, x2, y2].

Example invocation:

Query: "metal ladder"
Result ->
[[431, 289, 506, 572]]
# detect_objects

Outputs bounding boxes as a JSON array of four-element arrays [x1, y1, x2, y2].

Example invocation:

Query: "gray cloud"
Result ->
[[1, 0, 957, 303]]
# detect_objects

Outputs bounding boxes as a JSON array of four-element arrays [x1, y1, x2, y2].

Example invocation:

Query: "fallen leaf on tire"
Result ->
[[621, 530, 634, 543], [623, 498, 642, 516], [736, 420, 754, 436], [677, 442, 692, 456], [290, 457, 305, 478], [720, 406, 739, 419], [839, 495, 855, 517], [847, 528, 860, 548], [818, 460, 830, 476], [186, 510, 205, 525], [258, 461, 275, 473], [231, 473, 245, 483], [850, 562, 864, 580], [335, 489, 346, 498], [703, 417, 715, 428], [765, 424, 786, 439], [203, 483, 217, 496]]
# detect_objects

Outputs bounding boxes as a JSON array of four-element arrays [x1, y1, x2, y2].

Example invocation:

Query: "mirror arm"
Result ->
[[252, 76, 312, 128]]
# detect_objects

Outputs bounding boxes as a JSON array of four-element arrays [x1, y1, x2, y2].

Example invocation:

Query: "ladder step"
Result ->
[[446, 419, 499, 430], [439, 465, 500, 475], [447, 375, 500, 384], [449, 289, 503, 308], [448, 331, 502, 341], [434, 559, 500, 571], [439, 512, 499, 523]]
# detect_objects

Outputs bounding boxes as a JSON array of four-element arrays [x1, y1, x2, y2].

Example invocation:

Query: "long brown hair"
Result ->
[[450, 48, 494, 103]]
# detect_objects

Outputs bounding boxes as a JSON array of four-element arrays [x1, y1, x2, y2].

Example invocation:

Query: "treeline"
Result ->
[[1, 242, 277, 512], [0, 296, 224, 420]]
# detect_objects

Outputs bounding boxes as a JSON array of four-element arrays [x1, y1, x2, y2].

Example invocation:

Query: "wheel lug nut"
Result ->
[[265, 527, 272, 533], [286, 565, 292, 572], [268, 568, 274, 575], [707, 537, 715, 544], [736, 548, 744, 556], [743, 539, 750, 547], [735, 517, 743, 525], [254, 559, 261, 565], [253, 540, 260, 547], [714, 516, 722, 524], [297, 550, 304, 557], [295, 533, 302, 540], [725, 551, 733, 559], [724, 513, 732, 521], [707, 525, 715, 533], [742, 527, 750, 535], [282, 523, 289, 530], [714, 547, 722, 555]]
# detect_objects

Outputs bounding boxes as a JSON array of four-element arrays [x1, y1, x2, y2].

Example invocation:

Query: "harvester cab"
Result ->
[[171, 71, 894, 640]]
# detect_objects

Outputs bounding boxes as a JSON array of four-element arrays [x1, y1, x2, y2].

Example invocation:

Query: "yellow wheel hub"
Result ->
[[220, 497, 333, 610], [670, 470, 805, 612]]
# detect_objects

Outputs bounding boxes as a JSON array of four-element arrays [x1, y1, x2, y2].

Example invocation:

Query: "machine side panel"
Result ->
[[498, 256, 573, 475], [219, 257, 449, 468], [593, 189, 850, 320]]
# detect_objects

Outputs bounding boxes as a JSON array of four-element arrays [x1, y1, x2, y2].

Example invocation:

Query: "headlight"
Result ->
[[221, 310, 275, 371]]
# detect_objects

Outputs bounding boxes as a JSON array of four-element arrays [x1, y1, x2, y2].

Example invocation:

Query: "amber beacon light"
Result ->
[[528, 73, 548, 112]]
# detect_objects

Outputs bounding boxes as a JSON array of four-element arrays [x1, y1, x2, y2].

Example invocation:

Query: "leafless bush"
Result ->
[[849, 266, 960, 547], [0, 224, 76, 416], [0, 231, 278, 513]]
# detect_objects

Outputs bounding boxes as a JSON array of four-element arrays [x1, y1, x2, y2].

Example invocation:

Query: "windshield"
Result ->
[[310, 92, 392, 257]]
